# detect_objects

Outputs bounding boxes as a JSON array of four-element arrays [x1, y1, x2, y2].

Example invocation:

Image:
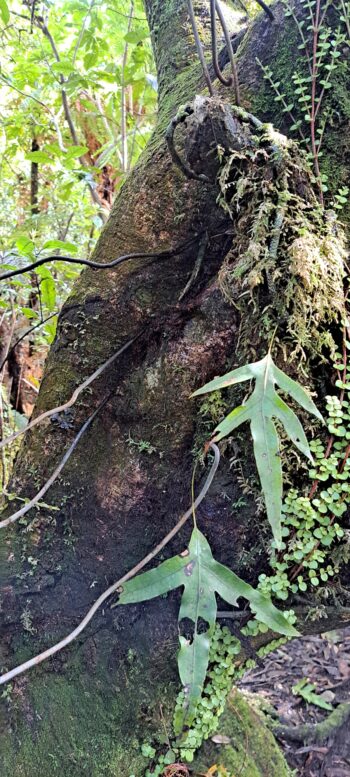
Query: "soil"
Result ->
[[239, 628, 350, 776]]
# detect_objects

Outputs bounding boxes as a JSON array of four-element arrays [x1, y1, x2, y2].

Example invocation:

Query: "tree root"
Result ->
[[166, 104, 210, 182], [272, 702, 350, 744]]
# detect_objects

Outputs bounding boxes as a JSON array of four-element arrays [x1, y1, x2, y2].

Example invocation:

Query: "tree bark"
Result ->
[[1, 2, 349, 775]]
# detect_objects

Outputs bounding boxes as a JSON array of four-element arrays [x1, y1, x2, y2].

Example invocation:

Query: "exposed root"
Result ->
[[273, 701, 350, 744]]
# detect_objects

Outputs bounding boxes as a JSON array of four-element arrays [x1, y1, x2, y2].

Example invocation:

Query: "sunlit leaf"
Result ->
[[36, 267, 56, 311], [0, 0, 10, 24], [65, 146, 89, 160], [124, 28, 150, 44], [26, 151, 53, 164], [15, 236, 35, 256], [42, 240, 78, 254]]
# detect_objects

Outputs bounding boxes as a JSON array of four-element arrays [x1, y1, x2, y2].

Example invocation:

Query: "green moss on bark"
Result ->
[[237, 3, 350, 229], [1, 675, 146, 776], [194, 690, 291, 777], [0, 641, 179, 777]]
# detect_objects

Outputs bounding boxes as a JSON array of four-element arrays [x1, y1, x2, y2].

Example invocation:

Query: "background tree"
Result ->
[[1, 1, 350, 776], [0, 0, 156, 440]]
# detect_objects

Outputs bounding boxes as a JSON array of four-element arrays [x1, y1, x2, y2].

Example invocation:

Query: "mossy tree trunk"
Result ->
[[1, 2, 349, 775]]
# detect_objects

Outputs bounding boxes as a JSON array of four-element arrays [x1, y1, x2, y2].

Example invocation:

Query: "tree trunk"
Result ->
[[1, 2, 349, 775]]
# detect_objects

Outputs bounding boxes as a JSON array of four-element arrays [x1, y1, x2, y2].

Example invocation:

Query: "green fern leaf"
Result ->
[[118, 528, 298, 731], [192, 353, 323, 547]]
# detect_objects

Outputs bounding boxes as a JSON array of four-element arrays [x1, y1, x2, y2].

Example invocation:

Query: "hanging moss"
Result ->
[[215, 110, 347, 369]]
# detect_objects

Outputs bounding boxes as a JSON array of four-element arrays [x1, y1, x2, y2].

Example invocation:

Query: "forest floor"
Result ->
[[238, 628, 350, 776]]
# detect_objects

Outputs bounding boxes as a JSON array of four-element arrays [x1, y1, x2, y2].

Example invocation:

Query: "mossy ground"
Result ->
[[1, 680, 291, 777]]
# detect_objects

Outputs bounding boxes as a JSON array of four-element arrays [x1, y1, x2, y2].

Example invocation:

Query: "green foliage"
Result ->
[[292, 677, 333, 711], [192, 352, 322, 547], [1, 5, 348, 774], [144, 625, 253, 773], [332, 186, 350, 211], [0, 0, 9, 24], [144, 629, 290, 773], [0, 5, 156, 306], [174, 625, 242, 764], [0, 0, 157, 491], [242, 342, 350, 636], [0, 0, 156, 243], [119, 528, 297, 731], [0, 0, 155, 267], [126, 434, 158, 455], [258, 0, 350, 199], [141, 743, 157, 759]]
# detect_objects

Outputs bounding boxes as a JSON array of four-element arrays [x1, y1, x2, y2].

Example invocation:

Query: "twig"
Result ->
[[0, 234, 199, 281], [107, 8, 146, 22], [0, 444, 220, 685], [255, 0, 274, 20], [210, 0, 233, 88], [21, 377, 39, 394], [91, 93, 120, 156], [58, 212, 74, 242], [340, 0, 350, 39], [283, 2, 312, 75], [216, 610, 245, 620], [178, 232, 208, 300], [273, 702, 350, 743], [39, 21, 79, 144], [0, 334, 140, 450], [34, 15, 106, 215], [72, 0, 96, 65], [310, 0, 324, 205]]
